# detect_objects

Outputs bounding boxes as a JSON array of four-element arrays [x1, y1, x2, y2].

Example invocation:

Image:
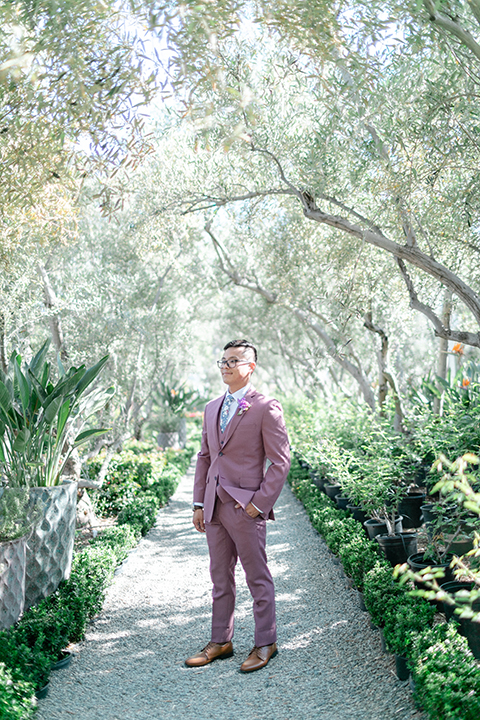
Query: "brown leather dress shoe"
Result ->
[[240, 643, 278, 673], [185, 641, 234, 667]]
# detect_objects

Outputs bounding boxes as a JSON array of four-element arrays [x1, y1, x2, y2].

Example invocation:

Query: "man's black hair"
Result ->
[[223, 339, 257, 363]]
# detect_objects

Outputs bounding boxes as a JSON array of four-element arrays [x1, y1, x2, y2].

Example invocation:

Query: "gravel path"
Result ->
[[37, 467, 425, 720]]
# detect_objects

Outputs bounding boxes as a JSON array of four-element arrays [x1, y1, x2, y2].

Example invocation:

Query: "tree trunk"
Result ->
[[433, 289, 453, 414], [0, 313, 7, 373], [363, 311, 405, 431], [363, 311, 388, 413], [37, 263, 69, 361]]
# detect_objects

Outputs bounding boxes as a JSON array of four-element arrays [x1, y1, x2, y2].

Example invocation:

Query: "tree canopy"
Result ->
[[3, 0, 480, 444]]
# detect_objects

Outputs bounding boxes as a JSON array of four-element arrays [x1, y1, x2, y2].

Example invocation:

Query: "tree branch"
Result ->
[[205, 221, 375, 409], [188, 150, 480, 334], [302, 203, 480, 328], [423, 0, 480, 62], [205, 221, 277, 302], [396, 258, 480, 347]]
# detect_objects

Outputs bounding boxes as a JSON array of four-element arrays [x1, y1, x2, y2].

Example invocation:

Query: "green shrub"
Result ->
[[88, 444, 166, 516], [339, 536, 380, 592], [0, 633, 51, 692], [320, 516, 363, 555], [363, 560, 405, 627], [382, 596, 436, 657], [117, 494, 160, 536], [0, 506, 145, 711], [89, 442, 190, 517], [149, 468, 181, 505], [13, 601, 72, 663], [92, 475, 139, 516], [410, 623, 480, 720], [57, 545, 117, 641], [164, 445, 195, 474], [0, 662, 35, 720], [89, 525, 138, 564]]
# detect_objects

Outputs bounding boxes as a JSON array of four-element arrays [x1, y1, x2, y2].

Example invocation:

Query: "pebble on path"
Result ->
[[36, 467, 426, 720]]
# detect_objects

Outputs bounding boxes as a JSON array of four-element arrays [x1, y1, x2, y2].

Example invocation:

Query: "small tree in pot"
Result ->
[[0, 341, 114, 608]]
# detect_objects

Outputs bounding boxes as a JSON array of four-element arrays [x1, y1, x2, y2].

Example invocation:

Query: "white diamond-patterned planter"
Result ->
[[24, 482, 77, 611], [0, 535, 27, 630]]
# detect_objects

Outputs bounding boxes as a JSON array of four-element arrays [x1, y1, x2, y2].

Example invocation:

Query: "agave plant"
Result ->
[[0, 341, 114, 487]]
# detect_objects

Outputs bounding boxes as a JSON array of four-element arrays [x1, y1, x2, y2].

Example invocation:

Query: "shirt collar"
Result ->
[[226, 383, 251, 402]]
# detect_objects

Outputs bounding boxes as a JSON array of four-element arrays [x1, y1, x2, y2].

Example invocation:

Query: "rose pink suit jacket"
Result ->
[[193, 387, 291, 522]]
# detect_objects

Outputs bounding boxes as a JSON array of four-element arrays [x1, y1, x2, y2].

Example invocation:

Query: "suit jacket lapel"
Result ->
[[208, 395, 225, 451], [222, 387, 257, 448]]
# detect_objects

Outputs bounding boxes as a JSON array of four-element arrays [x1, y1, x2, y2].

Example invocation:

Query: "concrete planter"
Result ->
[[24, 482, 77, 610], [0, 535, 27, 630], [157, 418, 187, 449]]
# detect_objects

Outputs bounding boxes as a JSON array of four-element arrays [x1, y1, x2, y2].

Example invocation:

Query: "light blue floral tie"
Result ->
[[220, 394, 235, 433]]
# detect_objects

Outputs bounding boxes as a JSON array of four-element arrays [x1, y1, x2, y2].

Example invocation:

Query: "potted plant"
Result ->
[[397, 453, 480, 658], [349, 430, 417, 564], [0, 341, 113, 609], [150, 378, 200, 449], [0, 489, 41, 629]]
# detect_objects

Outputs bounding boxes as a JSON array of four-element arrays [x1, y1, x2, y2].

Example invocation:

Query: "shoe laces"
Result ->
[[202, 641, 222, 653]]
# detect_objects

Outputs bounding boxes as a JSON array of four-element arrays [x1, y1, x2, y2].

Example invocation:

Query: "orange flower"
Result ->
[[462, 378, 471, 387], [452, 343, 464, 355]]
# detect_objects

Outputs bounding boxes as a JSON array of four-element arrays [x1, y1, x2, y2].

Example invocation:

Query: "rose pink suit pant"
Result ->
[[206, 484, 276, 647]]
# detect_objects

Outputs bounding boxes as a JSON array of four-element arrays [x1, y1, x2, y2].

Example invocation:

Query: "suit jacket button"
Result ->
[[219, 451, 224, 456]]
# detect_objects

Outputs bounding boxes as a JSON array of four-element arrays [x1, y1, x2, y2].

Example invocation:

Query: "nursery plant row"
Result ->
[[288, 455, 480, 720], [0, 442, 195, 720]]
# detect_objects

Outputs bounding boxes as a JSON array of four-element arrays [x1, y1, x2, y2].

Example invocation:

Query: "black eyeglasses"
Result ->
[[216, 358, 251, 369]]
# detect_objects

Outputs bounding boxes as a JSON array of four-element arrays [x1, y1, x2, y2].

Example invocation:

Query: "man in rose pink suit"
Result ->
[[185, 339, 291, 673]]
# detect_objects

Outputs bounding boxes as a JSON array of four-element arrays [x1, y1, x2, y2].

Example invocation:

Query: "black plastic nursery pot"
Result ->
[[325, 483, 342, 500], [448, 534, 475, 556], [35, 682, 50, 700], [52, 650, 73, 671], [346, 505, 369, 524], [439, 580, 475, 621], [335, 495, 350, 511], [407, 552, 455, 589], [398, 492, 426, 529], [395, 654, 410, 681], [420, 503, 436, 524], [376, 532, 418, 566], [461, 616, 480, 660], [439, 580, 480, 658], [364, 516, 403, 541], [309, 471, 327, 491]]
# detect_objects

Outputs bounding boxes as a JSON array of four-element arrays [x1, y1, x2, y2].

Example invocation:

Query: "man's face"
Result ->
[[220, 346, 255, 391]]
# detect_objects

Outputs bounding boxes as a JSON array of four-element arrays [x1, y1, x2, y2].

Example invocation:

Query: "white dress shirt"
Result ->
[[222, 384, 251, 427]]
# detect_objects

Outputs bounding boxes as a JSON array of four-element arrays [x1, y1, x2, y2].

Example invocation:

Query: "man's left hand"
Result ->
[[235, 502, 260, 518]]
